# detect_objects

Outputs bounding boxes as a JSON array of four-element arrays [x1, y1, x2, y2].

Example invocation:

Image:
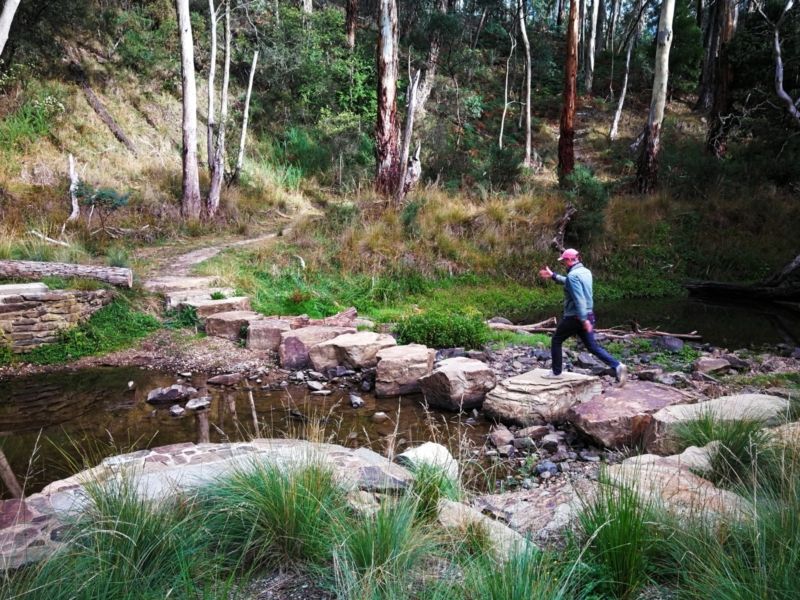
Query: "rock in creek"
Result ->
[[146, 384, 197, 405]]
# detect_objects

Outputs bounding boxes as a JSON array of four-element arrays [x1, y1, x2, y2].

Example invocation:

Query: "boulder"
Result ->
[[569, 381, 696, 448], [246, 318, 293, 352], [693, 356, 731, 374], [438, 499, 533, 561], [164, 287, 235, 310], [653, 336, 685, 353], [204, 310, 263, 341], [309, 331, 397, 371], [185, 396, 211, 410], [146, 384, 197, 404], [375, 344, 435, 397], [483, 369, 602, 426], [180, 296, 251, 319], [278, 325, 356, 369], [418, 357, 496, 411], [488, 424, 515, 448], [207, 373, 242, 386], [647, 393, 790, 454], [606, 454, 750, 521], [396, 442, 458, 481]]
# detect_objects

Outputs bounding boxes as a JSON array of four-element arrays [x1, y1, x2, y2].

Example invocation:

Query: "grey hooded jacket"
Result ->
[[552, 262, 593, 321]]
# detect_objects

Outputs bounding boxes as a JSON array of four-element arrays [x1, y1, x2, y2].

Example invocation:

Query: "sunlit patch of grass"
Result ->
[[487, 330, 550, 348]]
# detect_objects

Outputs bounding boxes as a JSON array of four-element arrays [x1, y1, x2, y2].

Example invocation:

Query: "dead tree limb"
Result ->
[[0, 260, 133, 287], [551, 203, 578, 252]]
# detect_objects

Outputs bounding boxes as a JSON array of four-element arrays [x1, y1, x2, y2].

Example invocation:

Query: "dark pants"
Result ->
[[551, 313, 620, 375]]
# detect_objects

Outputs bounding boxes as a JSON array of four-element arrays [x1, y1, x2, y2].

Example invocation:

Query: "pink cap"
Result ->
[[557, 248, 580, 261]]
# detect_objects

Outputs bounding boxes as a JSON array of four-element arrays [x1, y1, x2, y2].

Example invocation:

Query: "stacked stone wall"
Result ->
[[0, 289, 112, 352]]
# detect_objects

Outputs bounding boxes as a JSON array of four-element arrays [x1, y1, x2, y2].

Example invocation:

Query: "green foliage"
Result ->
[[77, 182, 130, 229], [668, 1, 703, 98], [487, 145, 522, 190], [673, 412, 772, 487], [3, 298, 160, 366], [210, 290, 226, 300], [0, 90, 65, 151], [564, 166, 609, 246], [322, 201, 360, 235], [164, 305, 200, 330], [486, 330, 549, 348], [107, 0, 178, 75], [410, 463, 461, 523], [395, 310, 489, 349], [577, 477, 663, 599], [200, 460, 349, 568], [401, 197, 426, 239], [105, 245, 130, 268]]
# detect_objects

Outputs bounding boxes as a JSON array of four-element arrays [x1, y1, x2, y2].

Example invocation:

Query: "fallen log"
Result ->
[[487, 316, 558, 332], [0, 260, 133, 288], [488, 318, 702, 341]]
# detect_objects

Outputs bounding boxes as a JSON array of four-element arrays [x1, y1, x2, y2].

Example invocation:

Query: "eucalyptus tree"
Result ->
[[0, 0, 21, 59], [176, 0, 202, 219], [559, 0, 580, 179], [636, 0, 676, 193], [375, 0, 400, 196]]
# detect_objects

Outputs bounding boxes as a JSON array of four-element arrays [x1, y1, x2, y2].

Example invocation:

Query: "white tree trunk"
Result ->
[[636, 0, 676, 193], [396, 69, 420, 202], [67, 154, 80, 222], [585, 0, 599, 93], [0, 0, 21, 59], [499, 27, 517, 149], [207, 0, 230, 217], [518, 0, 539, 168], [302, 0, 312, 14], [375, 0, 400, 196], [207, 0, 218, 171], [176, 0, 202, 220], [234, 51, 259, 181], [763, 0, 800, 124], [606, 0, 619, 50], [609, 37, 634, 139]]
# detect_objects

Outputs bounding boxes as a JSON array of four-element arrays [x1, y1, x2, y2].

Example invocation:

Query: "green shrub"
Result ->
[[395, 310, 489, 349], [0, 92, 64, 151], [410, 463, 461, 523], [164, 305, 200, 330], [106, 245, 130, 268], [564, 165, 609, 246]]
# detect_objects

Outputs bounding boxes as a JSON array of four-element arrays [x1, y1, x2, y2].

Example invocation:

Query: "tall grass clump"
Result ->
[[333, 496, 435, 599], [395, 310, 489, 349], [410, 463, 461, 523], [673, 411, 771, 487], [5, 475, 217, 600], [576, 477, 663, 599], [662, 439, 800, 600], [200, 460, 349, 569]]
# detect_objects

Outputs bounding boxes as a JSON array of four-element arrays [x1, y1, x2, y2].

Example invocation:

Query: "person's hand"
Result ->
[[538, 266, 553, 280], [583, 319, 593, 333]]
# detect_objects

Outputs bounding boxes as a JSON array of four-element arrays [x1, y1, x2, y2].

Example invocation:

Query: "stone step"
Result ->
[[179, 296, 251, 319], [204, 310, 263, 341], [164, 287, 236, 310], [143, 276, 219, 294], [483, 368, 602, 426], [0, 282, 49, 297]]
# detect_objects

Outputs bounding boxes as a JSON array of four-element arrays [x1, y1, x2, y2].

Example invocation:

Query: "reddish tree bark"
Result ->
[[558, 0, 579, 182], [346, 0, 357, 49], [706, 0, 736, 157], [375, 0, 400, 196]]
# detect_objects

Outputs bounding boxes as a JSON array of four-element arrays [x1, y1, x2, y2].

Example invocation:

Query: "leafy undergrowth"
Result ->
[[1, 298, 160, 366]]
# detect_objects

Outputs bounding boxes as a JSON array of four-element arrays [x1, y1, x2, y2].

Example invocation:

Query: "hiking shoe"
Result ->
[[615, 364, 628, 387], [541, 371, 563, 379]]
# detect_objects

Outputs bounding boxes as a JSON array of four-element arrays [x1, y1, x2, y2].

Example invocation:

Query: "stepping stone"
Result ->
[[143, 276, 219, 293], [483, 369, 601, 426], [309, 331, 397, 371], [164, 287, 235, 310], [569, 381, 696, 448], [246, 318, 293, 352], [646, 393, 790, 454], [204, 310, 263, 341], [375, 344, 435, 397], [438, 499, 533, 561], [0, 282, 49, 297], [418, 357, 496, 412], [180, 296, 251, 319], [278, 325, 357, 369]]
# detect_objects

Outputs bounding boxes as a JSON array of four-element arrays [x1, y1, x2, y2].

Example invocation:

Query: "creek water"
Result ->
[[0, 367, 492, 499], [1, 296, 799, 499]]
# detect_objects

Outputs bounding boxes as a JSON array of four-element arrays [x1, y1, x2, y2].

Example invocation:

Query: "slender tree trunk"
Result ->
[[396, 69, 420, 201], [598, 0, 606, 48], [559, 0, 579, 180], [585, 0, 599, 93], [557, 0, 565, 29], [762, 0, 800, 124], [609, 0, 644, 139], [0, 0, 21, 59], [499, 26, 517, 149], [636, 0, 676, 193], [207, 0, 218, 171], [578, 0, 586, 70], [518, 0, 539, 168], [346, 0, 357, 49], [302, 0, 312, 14], [472, 7, 488, 48], [606, 0, 619, 50], [176, 0, 201, 220], [706, 0, 736, 156], [0, 449, 22, 499], [696, 0, 721, 112], [207, 0, 230, 217], [67, 154, 80, 222], [375, 0, 400, 196], [415, 0, 447, 119], [234, 51, 258, 182]]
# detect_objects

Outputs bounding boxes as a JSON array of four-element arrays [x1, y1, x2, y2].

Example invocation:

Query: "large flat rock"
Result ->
[[569, 381, 696, 448], [180, 296, 251, 319], [143, 276, 219, 293], [204, 310, 263, 341], [0, 282, 49, 297], [164, 287, 235, 310], [606, 454, 750, 522], [1, 440, 413, 570], [309, 331, 397, 370], [647, 393, 790, 454], [375, 344, 435, 397], [419, 357, 496, 412], [246, 318, 293, 352], [483, 369, 602, 426], [279, 325, 357, 369]]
